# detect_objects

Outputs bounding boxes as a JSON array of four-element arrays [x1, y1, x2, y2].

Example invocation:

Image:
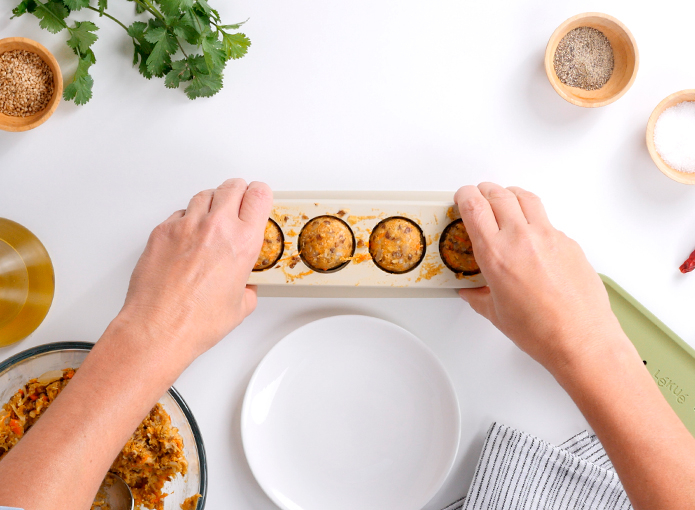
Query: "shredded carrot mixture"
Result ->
[[440, 220, 480, 275], [0, 369, 192, 510], [180, 494, 202, 510]]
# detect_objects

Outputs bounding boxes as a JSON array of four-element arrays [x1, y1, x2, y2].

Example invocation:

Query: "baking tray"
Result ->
[[252, 191, 486, 298], [602, 275, 695, 436]]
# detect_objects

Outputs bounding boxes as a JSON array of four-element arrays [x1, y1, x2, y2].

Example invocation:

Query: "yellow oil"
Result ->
[[0, 219, 54, 347]]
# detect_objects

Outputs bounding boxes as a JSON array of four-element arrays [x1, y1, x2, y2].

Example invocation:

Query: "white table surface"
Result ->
[[2, 0, 695, 508]]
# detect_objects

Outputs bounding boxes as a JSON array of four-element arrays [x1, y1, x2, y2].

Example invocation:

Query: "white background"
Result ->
[[1, 0, 695, 508]]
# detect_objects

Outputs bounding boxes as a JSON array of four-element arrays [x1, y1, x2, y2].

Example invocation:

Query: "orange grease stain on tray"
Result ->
[[282, 269, 314, 283], [276, 253, 314, 283], [351, 253, 372, 264], [347, 215, 378, 226], [446, 206, 459, 221], [416, 261, 444, 282]]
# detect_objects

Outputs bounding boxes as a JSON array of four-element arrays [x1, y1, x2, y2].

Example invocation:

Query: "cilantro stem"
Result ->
[[141, 0, 166, 22], [85, 6, 128, 31], [176, 40, 189, 59], [132, 0, 163, 23]]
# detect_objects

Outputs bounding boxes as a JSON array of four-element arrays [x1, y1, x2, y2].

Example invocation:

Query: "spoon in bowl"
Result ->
[[93, 473, 133, 510]]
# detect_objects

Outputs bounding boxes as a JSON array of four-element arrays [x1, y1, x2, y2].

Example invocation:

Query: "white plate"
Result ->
[[242, 315, 461, 510]]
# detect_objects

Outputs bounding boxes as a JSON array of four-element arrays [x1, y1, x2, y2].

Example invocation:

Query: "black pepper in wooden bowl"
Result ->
[[553, 26, 614, 91], [0, 50, 54, 117]]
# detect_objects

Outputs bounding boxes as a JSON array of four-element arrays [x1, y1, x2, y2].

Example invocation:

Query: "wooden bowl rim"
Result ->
[[0, 37, 63, 132], [544, 12, 639, 108], [645, 89, 695, 185]]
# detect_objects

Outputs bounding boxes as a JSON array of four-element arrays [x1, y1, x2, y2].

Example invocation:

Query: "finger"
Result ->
[[454, 185, 499, 245], [210, 178, 248, 216], [238, 182, 273, 228], [164, 209, 185, 223], [186, 190, 215, 219], [477, 182, 527, 230], [459, 287, 497, 322], [242, 286, 258, 317], [506, 187, 552, 227]]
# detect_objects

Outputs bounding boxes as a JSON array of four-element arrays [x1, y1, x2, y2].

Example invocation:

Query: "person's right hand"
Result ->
[[118, 178, 273, 365], [454, 183, 629, 377]]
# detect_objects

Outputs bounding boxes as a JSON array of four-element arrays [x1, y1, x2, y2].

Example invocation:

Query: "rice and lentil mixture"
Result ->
[[0, 368, 200, 510], [0, 49, 54, 117]]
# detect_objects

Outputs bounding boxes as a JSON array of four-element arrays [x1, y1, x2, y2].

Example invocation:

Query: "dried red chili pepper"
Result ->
[[680, 248, 695, 274]]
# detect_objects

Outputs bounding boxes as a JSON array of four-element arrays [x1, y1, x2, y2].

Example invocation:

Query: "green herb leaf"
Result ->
[[165, 59, 192, 88], [12, 0, 250, 102], [194, 0, 211, 16], [201, 34, 225, 72], [221, 31, 250, 60], [171, 15, 198, 45], [144, 26, 178, 77], [216, 19, 247, 30], [126, 20, 147, 39], [128, 22, 155, 78], [12, 0, 37, 17], [185, 70, 222, 98], [33, 0, 68, 33], [67, 21, 99, 55], [156, 0, 180, 16], [63, 54, 94, 104], [63, 0, 89, 11]]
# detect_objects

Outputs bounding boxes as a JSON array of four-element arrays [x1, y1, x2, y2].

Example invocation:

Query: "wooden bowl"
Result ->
[[545, 13, 638, 108], [0, 37, 63, 132], [646, 90, 695, 185]]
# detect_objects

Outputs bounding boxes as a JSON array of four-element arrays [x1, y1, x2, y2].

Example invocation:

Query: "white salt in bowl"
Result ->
[[646, 90, 695, 185]]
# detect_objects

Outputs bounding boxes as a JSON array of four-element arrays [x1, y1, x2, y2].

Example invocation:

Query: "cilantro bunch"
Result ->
[[11, 0, 250, 104]]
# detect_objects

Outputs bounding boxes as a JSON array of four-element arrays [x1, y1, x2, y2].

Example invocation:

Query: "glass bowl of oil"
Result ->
[[0, 218, 54, 347]]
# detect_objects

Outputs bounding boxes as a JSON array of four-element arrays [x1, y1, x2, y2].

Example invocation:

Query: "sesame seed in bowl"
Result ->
[[0, 37, 63, 132]]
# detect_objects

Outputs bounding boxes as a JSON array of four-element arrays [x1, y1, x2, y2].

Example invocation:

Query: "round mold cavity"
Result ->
[[369, 216, 426, 275], [298, 215, 356, 273], [439, 219, 481, 276], [253, 218, 285, 272]]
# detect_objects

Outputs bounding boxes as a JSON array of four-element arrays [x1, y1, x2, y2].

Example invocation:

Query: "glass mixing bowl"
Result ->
[[0, 342, 207, 510]]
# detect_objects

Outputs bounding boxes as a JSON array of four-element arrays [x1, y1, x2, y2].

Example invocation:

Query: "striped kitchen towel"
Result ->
[[442, 423, 631, 510]]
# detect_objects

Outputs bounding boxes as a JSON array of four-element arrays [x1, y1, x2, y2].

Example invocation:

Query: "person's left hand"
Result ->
[[117, 178, 272, 362]]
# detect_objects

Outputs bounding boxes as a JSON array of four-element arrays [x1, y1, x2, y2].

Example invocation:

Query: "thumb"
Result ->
[[459, 286, 497, 322], [242, 286, 259, 318]]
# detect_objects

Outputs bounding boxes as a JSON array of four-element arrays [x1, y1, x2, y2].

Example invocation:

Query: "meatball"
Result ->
[[298, 216, 355, 272], [369, 217, 425, 274], [253, 219, 284, 271], [439, 219, 480, 275]]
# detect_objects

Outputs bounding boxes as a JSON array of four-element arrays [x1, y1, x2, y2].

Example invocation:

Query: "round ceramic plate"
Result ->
[[241, 315, 460, 510]]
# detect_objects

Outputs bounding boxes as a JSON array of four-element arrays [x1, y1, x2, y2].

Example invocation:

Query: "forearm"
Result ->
[[0, 315, 188, 510], [554, 325, 695, 510]]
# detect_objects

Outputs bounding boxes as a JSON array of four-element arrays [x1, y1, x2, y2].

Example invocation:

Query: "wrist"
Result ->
[[101, 310, 196, 380], [549, 320, 641, 389]]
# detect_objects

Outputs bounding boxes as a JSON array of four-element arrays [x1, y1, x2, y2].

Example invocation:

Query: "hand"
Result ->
[[119, 178, 272, 362], [455, 183, 626, 376]]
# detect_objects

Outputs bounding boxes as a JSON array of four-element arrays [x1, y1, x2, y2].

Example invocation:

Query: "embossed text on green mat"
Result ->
[[602, 275, 695, 436]]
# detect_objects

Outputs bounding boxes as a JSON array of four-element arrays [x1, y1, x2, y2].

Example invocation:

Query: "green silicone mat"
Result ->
[[602, 274, 695, 436]]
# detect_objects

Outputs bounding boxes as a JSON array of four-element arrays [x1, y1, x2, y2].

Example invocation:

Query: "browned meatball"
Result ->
[[298, 216, 355, 272], [253, 219, 284, 271], [369, 217, 425, 274], [439, 219, 480, 275]]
